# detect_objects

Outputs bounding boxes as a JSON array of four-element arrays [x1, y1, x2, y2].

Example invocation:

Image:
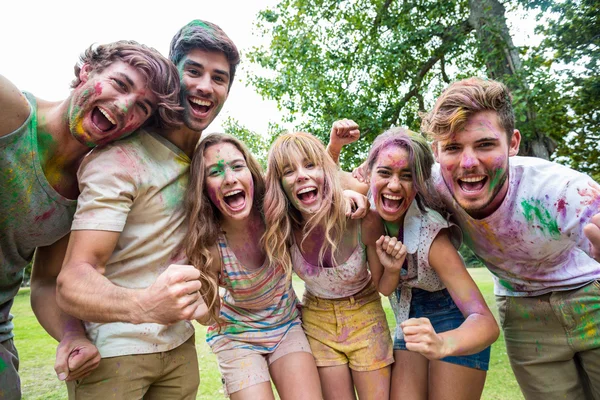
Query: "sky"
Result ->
[[1, 1, 541, 137], [0, 0, 284, 135]]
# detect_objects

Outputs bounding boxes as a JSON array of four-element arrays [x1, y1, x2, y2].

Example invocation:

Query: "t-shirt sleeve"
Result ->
[[71, 146, 137, 232], [557, 173, 600, 258]]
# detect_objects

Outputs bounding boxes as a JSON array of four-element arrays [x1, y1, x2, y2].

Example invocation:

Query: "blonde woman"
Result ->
[[184, 133, 321, 400], [263, 131, 402, 400]]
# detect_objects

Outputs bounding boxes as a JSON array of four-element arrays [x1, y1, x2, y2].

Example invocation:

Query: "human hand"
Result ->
[[138, 264, 203, 324], [55, 332, 101, 382], [352, 161, 368, 183], [584, 213, 600, 262], [343, 189, 369, 219], [330, 119, 360, 150], [376, 235, 407, 273], [401, 317, 448, 360]]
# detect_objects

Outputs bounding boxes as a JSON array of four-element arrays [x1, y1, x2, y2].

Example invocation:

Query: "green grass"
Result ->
[[14, 269, 523, 399]]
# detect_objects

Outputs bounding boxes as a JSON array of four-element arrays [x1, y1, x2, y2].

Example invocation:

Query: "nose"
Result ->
[[224, 168, 237, 184], [387, 175, 401, 191], [460, 148, 479, 170], [296, 166, 309, 182], [194, 74, 214, 95]]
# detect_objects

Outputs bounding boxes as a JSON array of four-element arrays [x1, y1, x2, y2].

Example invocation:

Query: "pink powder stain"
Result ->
[[555, 197, 568, 219], [461, 155, 476, 169], [34, 207, 56, 222], [94, 82, 103, 95]]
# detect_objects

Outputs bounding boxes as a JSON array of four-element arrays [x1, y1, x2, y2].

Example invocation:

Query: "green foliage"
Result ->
[[222, 117, 271, 169], [248, 0, 596, 174]]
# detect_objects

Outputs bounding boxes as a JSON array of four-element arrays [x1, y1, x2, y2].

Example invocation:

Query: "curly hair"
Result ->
[[262, 132, 346, 276], [185, 133, 266, 326], [421, 77, 515, 142], [71, 40, 182, 130]]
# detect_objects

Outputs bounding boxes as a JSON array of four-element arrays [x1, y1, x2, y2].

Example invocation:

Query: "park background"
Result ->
[[4, 0, 597, 398]]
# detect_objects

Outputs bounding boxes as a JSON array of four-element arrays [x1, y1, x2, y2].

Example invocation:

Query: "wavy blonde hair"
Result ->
[[263, 132, 346, 276], [185, 133, 266, 325]]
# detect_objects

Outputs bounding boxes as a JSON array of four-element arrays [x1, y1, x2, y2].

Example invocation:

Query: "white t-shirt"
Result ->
[[433, 156, 600, 297], [72, 129, 194, 358]]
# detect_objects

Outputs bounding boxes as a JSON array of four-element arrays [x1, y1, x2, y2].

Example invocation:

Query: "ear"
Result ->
[[431, 141, 440, 162], [79, 63, 93, 84], [508, 130, 521, 157]]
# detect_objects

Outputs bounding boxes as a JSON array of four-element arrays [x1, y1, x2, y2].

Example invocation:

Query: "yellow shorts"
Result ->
[[301, 282, 394, 371]]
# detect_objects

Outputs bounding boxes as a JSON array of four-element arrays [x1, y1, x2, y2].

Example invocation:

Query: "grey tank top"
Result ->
[[0, 92, 77, 340]]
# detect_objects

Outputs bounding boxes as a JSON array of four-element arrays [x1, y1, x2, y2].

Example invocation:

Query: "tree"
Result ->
[[248, 0, 591, 172]]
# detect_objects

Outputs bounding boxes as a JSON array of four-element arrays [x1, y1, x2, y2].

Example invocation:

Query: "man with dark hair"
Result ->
[[57, 20, 240, 399], [423, 77, 600, 399], [0, 40, 181, 400]]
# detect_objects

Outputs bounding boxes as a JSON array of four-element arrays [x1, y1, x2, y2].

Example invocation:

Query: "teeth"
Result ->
[[460, 176, 485, 183], [99, 108, 116, 125], [297, 187, 316, 195], [383, 193, 402, 200], [190, 97, 211, 106], [224, 190, 242, 197]]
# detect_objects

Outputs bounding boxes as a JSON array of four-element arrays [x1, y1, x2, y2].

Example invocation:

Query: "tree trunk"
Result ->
[[468, 0, 554, 159]]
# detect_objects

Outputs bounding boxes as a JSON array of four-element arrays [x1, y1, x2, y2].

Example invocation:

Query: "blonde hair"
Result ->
[[262, 132, 346, 275], [421, 77, 514, 142], [185, 133, 266, 325]]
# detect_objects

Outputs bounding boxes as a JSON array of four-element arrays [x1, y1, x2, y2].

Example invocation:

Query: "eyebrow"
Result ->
[[205, 158, 245, 170], [184, 59, 230, 79]]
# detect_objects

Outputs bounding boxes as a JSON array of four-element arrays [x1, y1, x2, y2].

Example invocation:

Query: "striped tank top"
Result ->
[[206, 234, 301, 353]]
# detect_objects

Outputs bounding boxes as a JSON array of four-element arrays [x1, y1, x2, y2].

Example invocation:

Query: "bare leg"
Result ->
[[352, 365, 391, 400], [318, 364, 357, 400], [230, 381, 276, 400], [270, 352, 323, 400], [428, 360, 486, 400], [390, 350, 428, 400]]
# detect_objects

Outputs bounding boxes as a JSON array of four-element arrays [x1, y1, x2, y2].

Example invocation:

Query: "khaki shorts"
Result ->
[[215, 324, 312, 396], [497, 280, 600, 400], [301, 282, 394, 371], [67, 335, 199, 400]]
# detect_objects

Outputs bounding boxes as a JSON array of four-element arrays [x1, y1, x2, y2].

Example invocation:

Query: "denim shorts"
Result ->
[[393, 288, 491, 371]]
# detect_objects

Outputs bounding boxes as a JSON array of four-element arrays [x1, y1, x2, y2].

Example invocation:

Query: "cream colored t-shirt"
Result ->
[[72, 129, 194, 358]]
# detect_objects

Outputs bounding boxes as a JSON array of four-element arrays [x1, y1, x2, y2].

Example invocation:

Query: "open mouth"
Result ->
[[223, 189, 246, 211], [91, 106, 117, 132], [457, 175, 488, 193], [381, 193, 404, 213], [189, 96, 213, 115], [296, 187, 318, 204]]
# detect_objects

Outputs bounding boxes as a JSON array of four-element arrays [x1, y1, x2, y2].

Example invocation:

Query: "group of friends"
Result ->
[[1, 18, 599, 400]]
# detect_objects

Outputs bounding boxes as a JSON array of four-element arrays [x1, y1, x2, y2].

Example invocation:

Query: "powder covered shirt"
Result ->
[[291, 222, 371, 299], [387, 199, 460, 339], [0, 93, 76, 342], [207, 234, 301, 353], [72, 129, 194, 358], [433, 156, 600, 297]]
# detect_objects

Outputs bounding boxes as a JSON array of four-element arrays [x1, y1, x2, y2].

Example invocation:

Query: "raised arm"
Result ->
[[56, 229, 205, 324], [401, 230, 499, 360], [0, 74, 31, 137], [30, 233, 100, 382]]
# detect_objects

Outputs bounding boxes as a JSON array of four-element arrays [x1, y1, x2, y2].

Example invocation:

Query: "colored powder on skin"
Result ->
[[520, 199, 561, 239], [488, 167, 504, 193], [94, 82, 102, 95]]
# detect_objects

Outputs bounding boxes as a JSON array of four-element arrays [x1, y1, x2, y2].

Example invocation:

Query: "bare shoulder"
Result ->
[[0, 75, 32, 138], [361, 209, 384, 246]]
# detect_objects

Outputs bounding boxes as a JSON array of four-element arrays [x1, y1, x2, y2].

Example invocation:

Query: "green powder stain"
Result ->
[[498, 279, 515, 291], [0, 357, 6, 372], [488, 167, 504, 192], [520, 199, 560, 239]]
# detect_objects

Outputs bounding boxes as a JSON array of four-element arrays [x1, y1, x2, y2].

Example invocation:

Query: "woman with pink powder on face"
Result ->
[[338, 126, 499, 400]]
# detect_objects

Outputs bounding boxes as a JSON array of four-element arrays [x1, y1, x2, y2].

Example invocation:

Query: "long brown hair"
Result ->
[[185, 133, 266, 324], [262, 132, 346, 276]]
